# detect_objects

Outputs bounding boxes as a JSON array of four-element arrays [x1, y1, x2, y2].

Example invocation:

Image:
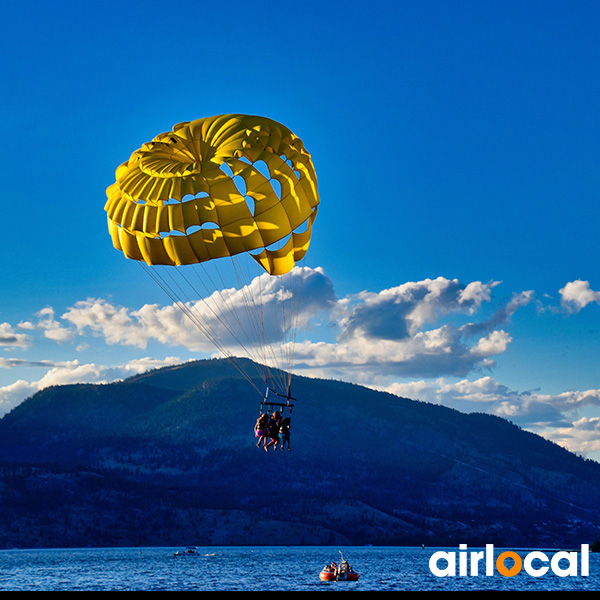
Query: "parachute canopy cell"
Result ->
[[105, 114, 320, 276]]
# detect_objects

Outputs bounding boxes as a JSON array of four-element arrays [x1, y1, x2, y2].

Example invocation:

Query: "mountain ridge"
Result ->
[[0, 357, 598, 549]]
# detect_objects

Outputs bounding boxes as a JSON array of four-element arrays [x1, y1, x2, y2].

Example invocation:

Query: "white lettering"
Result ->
[[551, 551, 578, 577], [582, 544, 589, 577], [429, 551, 455, 577], [459, 544, 468, 576], [523, 551, 548, 577], [486, 544, 494, 576], [428, 543, 590, 578], [470, 550, 485, 576]]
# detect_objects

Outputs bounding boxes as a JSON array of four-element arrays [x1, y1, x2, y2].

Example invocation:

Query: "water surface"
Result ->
[[0, 546, 597, 591]]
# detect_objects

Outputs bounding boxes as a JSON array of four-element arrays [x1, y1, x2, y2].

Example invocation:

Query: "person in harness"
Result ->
[[264, 411, 282, 452], [279, 417, 291, 451], [254, 413, 269, 449]]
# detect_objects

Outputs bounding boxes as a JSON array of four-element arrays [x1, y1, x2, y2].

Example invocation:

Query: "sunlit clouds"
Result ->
[[0, 356, 183, 417], [384, 376, 600, 454], [1, 269, 599, 459]]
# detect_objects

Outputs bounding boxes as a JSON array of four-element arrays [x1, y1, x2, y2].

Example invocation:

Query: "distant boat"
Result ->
[[173, 546, 198, 556]]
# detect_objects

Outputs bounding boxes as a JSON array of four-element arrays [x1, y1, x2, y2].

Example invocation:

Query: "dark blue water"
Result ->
[[0, 546, 597, 591]]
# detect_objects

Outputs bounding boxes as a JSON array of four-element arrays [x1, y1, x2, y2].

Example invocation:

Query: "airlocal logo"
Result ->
[[429, 544, 590, 578]]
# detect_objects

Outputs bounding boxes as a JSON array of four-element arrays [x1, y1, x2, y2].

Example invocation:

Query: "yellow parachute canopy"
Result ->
[[105, 114, 319, 276]]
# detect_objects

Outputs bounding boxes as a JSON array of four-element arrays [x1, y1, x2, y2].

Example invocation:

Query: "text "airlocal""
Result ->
[[429, 544, 589, 578]]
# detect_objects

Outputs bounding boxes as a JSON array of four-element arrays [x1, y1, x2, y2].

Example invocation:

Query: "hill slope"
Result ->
[[0, 357, 598, 549]]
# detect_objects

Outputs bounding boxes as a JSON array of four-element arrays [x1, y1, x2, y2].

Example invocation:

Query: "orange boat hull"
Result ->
[[319, 570, 359, 581]]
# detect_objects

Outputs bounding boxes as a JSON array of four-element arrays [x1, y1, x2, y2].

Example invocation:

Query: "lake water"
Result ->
[[0, 546, 597, 591]]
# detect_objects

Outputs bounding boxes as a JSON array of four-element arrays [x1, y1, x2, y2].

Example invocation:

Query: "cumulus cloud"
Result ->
[[384, 376, 600, 456], [547, 417, 600, 457], [34, 307, 76, 343], [59, 266, 336, 357], [20, 272, 530, 386], [0, 322, 30, 348], [3, 269, 599, 458], [0, 380, 38, 415], [461, 290, 534, 338], [385, 376, 597, 423], [559, 280, 600, 313], [291, 277, 533, 382], [0, 356, 184, 416], [340, 278, 500, 341]]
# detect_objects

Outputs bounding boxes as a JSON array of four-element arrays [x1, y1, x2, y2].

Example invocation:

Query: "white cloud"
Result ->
[[62, 299, 152, 348], [0, 356, 184, 417], [472, 330, 512, 356], [559, 280, 600, 313], [0, 379, 38, 415], [35, 307, 76, 343], [291, 277, 533, 382], [339, 277, 502, 341], [387, 377, 600, 423], [384, 376, 600, 457], [2, 270, 599, 459], [58, 266, 336, 358], [546, 417, 600, 457], [0, 322, 30, 348], [12, 272, 530, 386], [0, 358, 57, 369]]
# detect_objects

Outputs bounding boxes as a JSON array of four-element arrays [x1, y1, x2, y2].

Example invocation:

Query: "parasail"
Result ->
[[104, 114, 320, 411]]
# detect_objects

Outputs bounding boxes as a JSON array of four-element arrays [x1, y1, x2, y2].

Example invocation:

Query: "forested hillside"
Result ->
[[0, 358, 598, 549]]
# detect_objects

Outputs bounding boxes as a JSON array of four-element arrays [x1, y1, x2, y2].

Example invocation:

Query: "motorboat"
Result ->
[[319, 552, 359, 581], [173, 546, 198, 556]]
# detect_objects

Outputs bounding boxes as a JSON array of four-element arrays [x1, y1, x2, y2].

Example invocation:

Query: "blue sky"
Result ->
[[2, 0, 600, 458]]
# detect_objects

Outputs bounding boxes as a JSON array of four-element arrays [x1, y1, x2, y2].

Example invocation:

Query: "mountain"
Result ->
[[0, 357, 598, 549]]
